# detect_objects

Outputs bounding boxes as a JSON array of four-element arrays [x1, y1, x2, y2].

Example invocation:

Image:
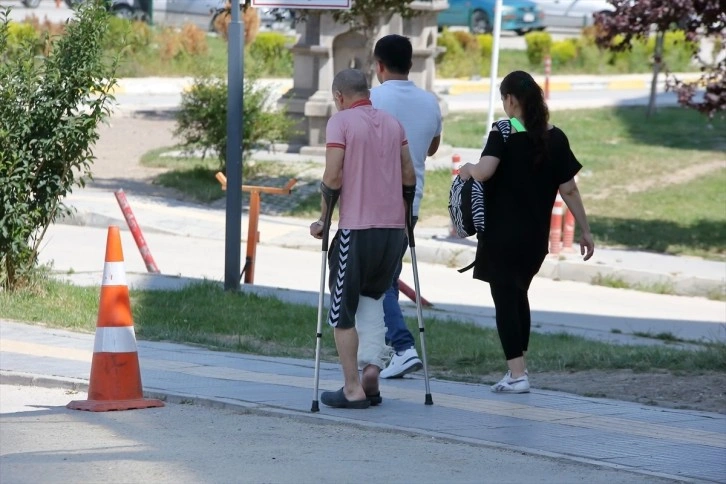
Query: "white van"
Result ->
[[531, 0, 615, 29]]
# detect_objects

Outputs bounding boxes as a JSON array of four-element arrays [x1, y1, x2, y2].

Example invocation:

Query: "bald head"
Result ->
[[332, 68, 369, 97]]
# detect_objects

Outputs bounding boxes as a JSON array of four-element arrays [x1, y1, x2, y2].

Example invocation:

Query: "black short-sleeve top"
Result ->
[[472, 125, 582, 288]]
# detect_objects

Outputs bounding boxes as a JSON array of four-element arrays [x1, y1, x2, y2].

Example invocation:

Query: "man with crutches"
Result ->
[[309, 68, 416, 409]]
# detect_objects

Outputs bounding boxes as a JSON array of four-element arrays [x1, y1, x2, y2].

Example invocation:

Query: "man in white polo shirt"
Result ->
[[370, 34, 443, 379]]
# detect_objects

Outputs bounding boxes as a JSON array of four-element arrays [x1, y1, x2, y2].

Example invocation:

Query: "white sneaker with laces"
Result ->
[[380, 347, 423, 379], [491, 371, 530, 393]]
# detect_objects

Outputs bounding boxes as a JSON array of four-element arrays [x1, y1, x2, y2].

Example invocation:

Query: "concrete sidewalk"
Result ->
[[60, 166, 726, 300], [1, 321, 724, 483]]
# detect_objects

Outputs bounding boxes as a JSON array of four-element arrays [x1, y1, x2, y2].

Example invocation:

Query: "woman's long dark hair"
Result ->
[[500, 71, 549, 164]]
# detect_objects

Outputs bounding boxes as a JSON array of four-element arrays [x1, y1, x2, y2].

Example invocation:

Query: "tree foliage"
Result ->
[[594, 0, 725, 118], [0, 3, 118, 290]]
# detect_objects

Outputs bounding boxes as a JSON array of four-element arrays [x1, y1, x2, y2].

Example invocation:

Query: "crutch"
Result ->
[[311, 183, 340, 413], [404, 185, 433, 405]]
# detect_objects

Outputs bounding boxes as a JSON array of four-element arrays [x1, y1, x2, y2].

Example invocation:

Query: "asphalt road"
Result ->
[[0, 384, 677, 484]]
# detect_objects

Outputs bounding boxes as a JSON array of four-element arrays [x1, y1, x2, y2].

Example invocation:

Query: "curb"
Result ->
[[112, 75, 702, 97], [440, 74, 703, 96], [62, 210, 725, 299]]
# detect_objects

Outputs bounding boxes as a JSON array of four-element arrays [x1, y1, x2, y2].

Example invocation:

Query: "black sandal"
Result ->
[[321, 387, 371, 409], [366, 392, 382, 406]]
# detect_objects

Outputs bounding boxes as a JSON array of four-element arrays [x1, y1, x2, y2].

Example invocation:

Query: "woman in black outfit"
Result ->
[[458, 71, 595, 394]]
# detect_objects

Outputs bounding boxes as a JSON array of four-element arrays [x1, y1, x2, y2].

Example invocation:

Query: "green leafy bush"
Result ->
[[524, 31, 552, 66], [103, 16, 151, 55], [174, 75, 295, 169], [247, 32, 293, 77], [0, 4, 118, 290], [551, 39, 577, 66], [476, 33, 493, 58], [5, 21, 37, 53], [647, 30, 695, 70], [436, 28, 479, 78], [436, 28, 463, 58]]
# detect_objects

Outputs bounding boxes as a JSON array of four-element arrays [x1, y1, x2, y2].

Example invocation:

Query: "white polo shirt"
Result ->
[[370, 80, 443, 216]]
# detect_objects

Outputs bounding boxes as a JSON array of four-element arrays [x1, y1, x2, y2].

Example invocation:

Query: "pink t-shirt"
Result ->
[[325, 99, 408, 230]]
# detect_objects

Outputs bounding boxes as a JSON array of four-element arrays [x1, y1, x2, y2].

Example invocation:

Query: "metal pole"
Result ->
[[484, 0, 503, 144], [224, 0, 245, 291]]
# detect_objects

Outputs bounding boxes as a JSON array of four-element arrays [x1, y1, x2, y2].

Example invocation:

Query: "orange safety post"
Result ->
[[562, 207, 576, 252], [245, 190, 261, 284], [549, 194, 564, 256], [216, 173, 297, 284], [544, 55, 552, 100], [67, 226, 164, 412], [448, 153, 462, 238]]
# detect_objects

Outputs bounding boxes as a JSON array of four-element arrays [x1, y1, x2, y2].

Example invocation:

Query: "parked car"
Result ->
[[438, 0, 544, 35], [65, 0, 145, 20], [530, 0, 614, 29]]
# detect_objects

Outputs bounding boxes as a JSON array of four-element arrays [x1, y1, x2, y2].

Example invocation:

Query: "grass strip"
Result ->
[[2, 279, 724, 378]]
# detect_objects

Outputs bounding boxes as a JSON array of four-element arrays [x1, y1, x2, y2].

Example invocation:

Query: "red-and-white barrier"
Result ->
[[114, 189, 160, 273]]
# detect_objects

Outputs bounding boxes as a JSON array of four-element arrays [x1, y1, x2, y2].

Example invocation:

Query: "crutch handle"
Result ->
[[403, 184, 416, 248], [320, 182, 340, 249]]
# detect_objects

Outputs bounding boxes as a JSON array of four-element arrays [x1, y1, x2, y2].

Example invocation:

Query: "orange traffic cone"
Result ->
[[67, 226, 164, 412], [548, 194, 564, 256]]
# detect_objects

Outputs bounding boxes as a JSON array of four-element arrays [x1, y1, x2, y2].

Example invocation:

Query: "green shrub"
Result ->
[[174, 75, 295, 168], [647, 30, 695, 71], [0, 4, 118, 290], [103, 17, 151, 55], [476, 33, 493, 58], [551, 39, 577, 66], [247, 32, 293, 77], [436, 28, 463, 58], [524, 31, 552, 66], [6, 21, 37, 47]]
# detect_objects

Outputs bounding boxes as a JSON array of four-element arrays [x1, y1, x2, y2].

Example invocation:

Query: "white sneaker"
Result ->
[[380, 347, 423, 379], [491, 371, 530, 393]]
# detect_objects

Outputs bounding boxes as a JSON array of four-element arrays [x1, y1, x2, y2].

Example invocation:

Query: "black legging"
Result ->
[[490, 282, 531, 361]]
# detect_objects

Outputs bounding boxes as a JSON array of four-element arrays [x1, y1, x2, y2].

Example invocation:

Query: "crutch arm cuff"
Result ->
[[320, 182, 341, 199], [402, 184, 416, 206]]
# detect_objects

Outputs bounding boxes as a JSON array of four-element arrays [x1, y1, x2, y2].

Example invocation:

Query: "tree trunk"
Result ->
[[363, 26, 379, 86], [647, 30, 665, 118]]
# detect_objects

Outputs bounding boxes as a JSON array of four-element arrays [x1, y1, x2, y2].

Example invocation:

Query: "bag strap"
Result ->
[[509, 117, 526, 133], [494, 119, 512, 143]]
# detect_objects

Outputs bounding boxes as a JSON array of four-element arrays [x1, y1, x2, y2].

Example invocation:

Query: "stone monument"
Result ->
[[278, 1, 449, 153]]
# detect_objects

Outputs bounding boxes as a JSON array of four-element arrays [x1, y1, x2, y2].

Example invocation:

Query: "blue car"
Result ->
[[438, 0, 544, 35]]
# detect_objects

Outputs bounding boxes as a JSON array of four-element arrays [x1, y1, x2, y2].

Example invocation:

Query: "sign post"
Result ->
[[224, 0, 245, 291], [224, 0, 351, 291], [484, 0, 503, 143]]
